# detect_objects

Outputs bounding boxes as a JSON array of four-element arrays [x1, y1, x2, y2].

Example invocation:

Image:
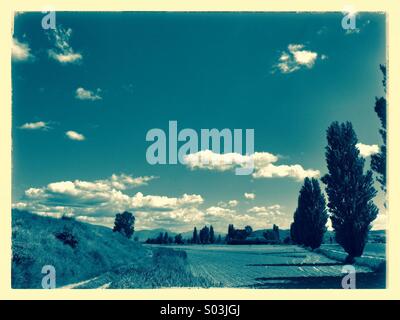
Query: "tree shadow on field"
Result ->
[[246, 262, 344, 267], [244, 272, 386, 289]]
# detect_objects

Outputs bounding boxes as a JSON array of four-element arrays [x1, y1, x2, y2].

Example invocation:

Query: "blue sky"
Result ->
[[12, 12, 386, 232]]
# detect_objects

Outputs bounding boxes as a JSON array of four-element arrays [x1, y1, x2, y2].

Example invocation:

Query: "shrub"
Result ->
[[54, 227, 78, 248]]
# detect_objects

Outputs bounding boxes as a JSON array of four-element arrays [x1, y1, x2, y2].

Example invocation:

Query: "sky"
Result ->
[[12, 12, 386, 233]]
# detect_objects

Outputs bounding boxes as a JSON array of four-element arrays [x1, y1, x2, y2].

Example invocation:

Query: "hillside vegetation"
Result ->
[[12, 209, 150, 288], [12, 210, 215, 289]]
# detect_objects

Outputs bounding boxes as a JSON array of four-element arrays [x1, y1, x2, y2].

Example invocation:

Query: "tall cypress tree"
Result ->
[[192, 227, 199, 244], [322, 122, 378, 263], [371, 64, 386, 193], [291, 178, 327, 249], [209, 225, 215, 244]]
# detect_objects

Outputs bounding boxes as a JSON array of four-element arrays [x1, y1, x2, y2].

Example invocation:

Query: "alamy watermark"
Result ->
[[145, 121, 255, 175], [41, 9, 56, 30], [341, 265, 356, 289], [341, 6, 357, 31], [41, 265, 56, 289]]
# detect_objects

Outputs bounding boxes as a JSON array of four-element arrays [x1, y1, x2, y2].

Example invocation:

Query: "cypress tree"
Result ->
[[209, 225, 215, 244], [192, 227, 199, 244], [322, 121, 378, 263], [292, 178, 328, 249]]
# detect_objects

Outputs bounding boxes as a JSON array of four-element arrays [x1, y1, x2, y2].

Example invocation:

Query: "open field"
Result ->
[[152, 244, 386, 289]]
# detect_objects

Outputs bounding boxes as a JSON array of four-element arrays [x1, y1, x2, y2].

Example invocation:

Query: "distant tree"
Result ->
[[175, 234, 184, 244], [156, 232, 163, 244], [291, 178, 328, 250], [216, 235, 222, 244], [199, 226, 210, 244], [192, 227, 199, 244], [290, 222, 298, 243], [134, 236, 139, 242], [168, 236, 174, 244], [227, 224, 235, 242], [244, 225, 253, 237], [371, 64, 387, 193], [322, 122, 379, 263], [112, 211, 135, 239], [272, 224, 280, 241], [163, 232, 169, 244], [209, 225, 215, 244]]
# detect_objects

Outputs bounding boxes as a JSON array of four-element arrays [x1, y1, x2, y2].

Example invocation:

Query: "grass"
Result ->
[[74, 247, 215, 288], [12, 209, 149, 288], [12, 210, 213, 289]]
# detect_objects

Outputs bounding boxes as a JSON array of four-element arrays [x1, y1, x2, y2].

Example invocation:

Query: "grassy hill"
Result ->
[[12, 209, 150, 288], [12, 210, 215, 289]]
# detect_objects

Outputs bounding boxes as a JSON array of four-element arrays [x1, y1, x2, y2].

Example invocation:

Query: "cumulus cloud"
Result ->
[[203, 203, 287, 231], [19, 121, 49, 130], [247, 205, 282, 216], [184, 150, 320, 181], [356, 143, 379, 158], [252, 163, 320, 180], [217, 200, 239, 208], [228, 200, 239, 207], [48, 27, 82, 64], [206, 206, 235, 217], [75, 87, 102, 101], [12, 37, 34, 62], [244, 192, 256, 200], [66, 130, 85, 141], [273, 44, 322, 74], [12, 174, 206, 230]]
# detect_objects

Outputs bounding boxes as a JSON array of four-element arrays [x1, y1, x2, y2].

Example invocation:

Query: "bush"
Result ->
[[54, 227, 78, 248]]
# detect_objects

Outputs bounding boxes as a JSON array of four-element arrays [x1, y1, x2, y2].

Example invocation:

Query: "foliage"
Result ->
[[371, 64, 387, 192], [113, 211, 135, 239], [322, 122, 378, 262], [290, 178, 327, 249]]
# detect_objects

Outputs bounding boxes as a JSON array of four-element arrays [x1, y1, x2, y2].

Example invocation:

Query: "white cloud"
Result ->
[[274, 44, 321, 74], [252, 164, 320, 181], [66, 130, 85, 141], [356, 143, 379, 158], [244, 192, 255, 200], [247, 205, 282, 216], [203, 203, 287, 231], [14, 174, 204, 229], [75, 87, 102, 101], [372, 212, 387, 230], [13, 173, 296, 232], [48, 27, 82, 64], [247, 206, 267, 213], [131, 192, 204, 211], [206, 206, 235, 217], [12, 37, 34, 62], [19, 121, 49, 130], [228, 200, 239, 207], [184, 150, 320, 181]]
